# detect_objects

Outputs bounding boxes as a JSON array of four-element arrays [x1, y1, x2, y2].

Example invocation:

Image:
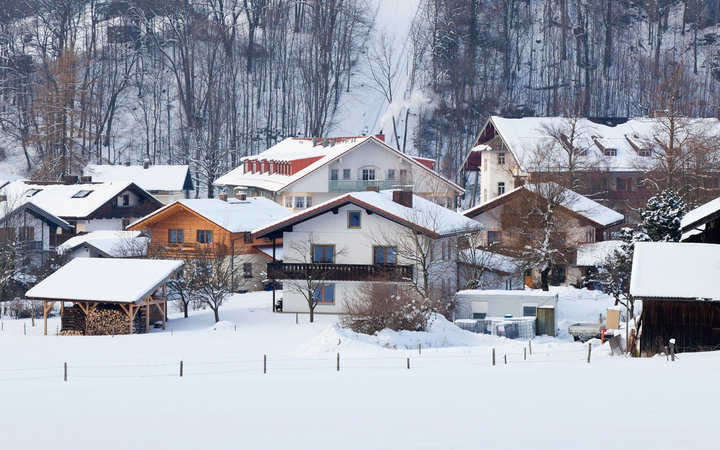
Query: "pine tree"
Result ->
[[640, 189, 686, 242]]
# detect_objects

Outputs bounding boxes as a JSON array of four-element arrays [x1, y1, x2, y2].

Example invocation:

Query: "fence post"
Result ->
[[492, 348, 495, 366], [64, 362, 67, 382], [670, 339, 676, 362], [418, 342, 421, 355], [587, 343, 592, 363], [171, 328, 173, 336], [24, 323, 26, 335], [336, 353, 340, 372], [296, 313, 298, 325], [179, 360, 184, 377], [528, 339, 532, 355], [407, 357, 410, 369], [524, 347, 527, 361], [264, 354, 267, 374], [504, 354, 507, 365]]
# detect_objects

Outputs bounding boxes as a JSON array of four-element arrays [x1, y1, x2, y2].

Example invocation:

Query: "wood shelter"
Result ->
[[25, 258, 183, 335]]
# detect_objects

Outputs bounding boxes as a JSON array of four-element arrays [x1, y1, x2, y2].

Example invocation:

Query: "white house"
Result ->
[[214, 135, 464, 212], [84, 163, 194, 204], [252, 189, 483, 315], [57, 230, 149, 259]]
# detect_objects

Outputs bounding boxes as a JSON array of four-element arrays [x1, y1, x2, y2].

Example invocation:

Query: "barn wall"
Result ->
[[640, 300, 720, 355]]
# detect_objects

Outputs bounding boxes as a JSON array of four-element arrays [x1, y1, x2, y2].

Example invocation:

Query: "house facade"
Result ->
[[84, 162, 194, 204], [128, 194, 291, 291], [463, 184, 623, 287], [252, 189, 482, 315], [214, 136, 464, 212]]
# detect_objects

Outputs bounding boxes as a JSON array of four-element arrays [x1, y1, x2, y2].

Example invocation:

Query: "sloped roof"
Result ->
[[253, 190, 482, 239], [213, 136, 464, 194], [0, 180, 160, 219], [630, 242, 720, 300], [576, 240, 623, 267], [681, 197, 720, 231], [463, 183, 624, 228], [57, 230, 149, 258], [26, 258, 183, 303], [0, 199, 69, 230], [485, 116, 720, 173], [459, 248, 525, 274], [129, 197, 292, 234], [84, 164, 194, 192]]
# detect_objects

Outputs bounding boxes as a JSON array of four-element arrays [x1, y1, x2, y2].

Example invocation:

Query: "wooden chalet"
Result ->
[[630, 242, 720, 355], [25, 258, 183, 335]]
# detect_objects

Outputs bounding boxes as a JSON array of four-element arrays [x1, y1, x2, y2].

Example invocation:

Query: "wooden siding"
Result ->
[[640, 300, 720, 355]]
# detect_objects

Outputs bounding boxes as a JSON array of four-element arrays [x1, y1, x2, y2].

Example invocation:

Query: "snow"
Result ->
[[25, 258, 183, 303], [0, 289, 717, 449], [576, 240, 623, 267], [57, 230, 149, 258], [254, 245, 283, 261], [459, 248, 524, 273], [254, 190, 482, 238], [526, 183, 624, 227], [630, 242, 720, 300], [84, 164, 192, 192], [130, 197, 292, 234], [681, 196, 720, 231]]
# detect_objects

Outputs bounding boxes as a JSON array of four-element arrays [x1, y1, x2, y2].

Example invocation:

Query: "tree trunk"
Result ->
[[309, 306, 314, 323], [541, 267, 550, 291], [183, 301, 189, 319], [214, 307, 220, 323]]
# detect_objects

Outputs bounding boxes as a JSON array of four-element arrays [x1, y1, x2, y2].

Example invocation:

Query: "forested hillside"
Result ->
[[1, 0, 719, 194]]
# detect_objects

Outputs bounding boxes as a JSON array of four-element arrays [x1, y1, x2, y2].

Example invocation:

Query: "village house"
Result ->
[[463, 183, 623, 287], [681, 196, 720, 244], [251, 188, 482, 315], [462, 116, 720, 224], [0, 179, 161, 247], [630, 242, 720, 355], [57, 230, 149, 260], [127, 192, 291, 291], [84, 162, 194, 204], [213, 135, 464, 212]]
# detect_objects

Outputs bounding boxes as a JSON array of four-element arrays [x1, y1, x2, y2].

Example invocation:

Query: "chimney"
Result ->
[[365, 185, 379, 192], [143, 159, 150, 169], [64, 175, 79, 185], [375, 133, 385, 142], [219, 192, 228, 202], [392, 189, 412, 208], [236, 189, 247, 201]]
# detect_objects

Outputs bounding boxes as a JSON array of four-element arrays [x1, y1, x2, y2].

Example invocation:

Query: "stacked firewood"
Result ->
[[61, 306, 86, 334], [58, 330, 83, 336], [85, 305, 146, 335]]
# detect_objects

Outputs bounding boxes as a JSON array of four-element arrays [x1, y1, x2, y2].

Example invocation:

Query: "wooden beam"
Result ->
[[161, 301, 166, 330], [145, 303, 150, 334], [43, 300, 56, 336], [128, 305, 134, 334]]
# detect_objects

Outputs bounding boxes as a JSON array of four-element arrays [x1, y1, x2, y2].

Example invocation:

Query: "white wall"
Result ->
[[86, 218, 125, 232], [480, 148, 521, 204]]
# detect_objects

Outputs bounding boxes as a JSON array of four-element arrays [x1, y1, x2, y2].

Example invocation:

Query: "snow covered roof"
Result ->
[[253, 190, 482, 239], [681, 197, 720, 231], [57, 230, 149, 258], [84, 164, 194, 192], [254, 245, 283, 261], [0, 180, 160, 219], [25, 258, 183, 304], [576, 240, 623, 267], [464, 183, 624, 228], [459, 248, 525, 274], [129, 197, 292, 234], [455, 289, 557, 298], [0, 198, 70, 230], [213, 136, 463, 194], [484, 116, 720, 173], [630, 242, 720, 300]]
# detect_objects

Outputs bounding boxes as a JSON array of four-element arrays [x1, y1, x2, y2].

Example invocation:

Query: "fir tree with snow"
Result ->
[[640, 189, 685, 242]]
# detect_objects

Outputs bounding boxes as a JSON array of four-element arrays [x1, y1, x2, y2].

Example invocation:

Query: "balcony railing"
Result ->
[[328, 179, 396, 192], [267, 262, 413, 282]]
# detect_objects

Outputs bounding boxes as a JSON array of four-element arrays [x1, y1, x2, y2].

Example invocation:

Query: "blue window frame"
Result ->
[[312, 245, 335, 263], [313, 284, 335, 304]]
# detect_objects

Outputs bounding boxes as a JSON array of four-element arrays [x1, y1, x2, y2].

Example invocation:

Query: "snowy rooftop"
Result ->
[[488, 116, 720, 173], [84, 164, 194, 192], [0, 180, 157, 219], [576, 240, 623, 267], [57, 230, 149, 258], [253, 190, 482, 238], [455, 289, 558, 298], [681, 196, 720, 231], [459, 248, 525, 274], [26, 258, 183, 304], [630, 242, 720, 300], [130, 197, 291, 233], [214, 136, 462, 194], [0, 198, 69, 229]]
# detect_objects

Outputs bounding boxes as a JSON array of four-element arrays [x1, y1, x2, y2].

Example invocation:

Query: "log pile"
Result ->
[[61, 305, 86, 334], [85, 305, 147, 335], [58, 330, 83, 336]]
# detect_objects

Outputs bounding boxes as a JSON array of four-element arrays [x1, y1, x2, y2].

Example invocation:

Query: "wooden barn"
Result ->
[[630, 242, 720, 355], [25, 258, 183, 336], [681, 196, 720, 244]]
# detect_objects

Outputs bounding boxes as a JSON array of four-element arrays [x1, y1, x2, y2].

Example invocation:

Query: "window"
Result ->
[[197, 229, 213, 244], [313, 284, 335, 304], [523, 306, 537, 317], [497, 182, 505, 195], [399, 169, 408, 180], [312, 244, 335, 263], [305, 196, 312, 208], [294, 196, 305, 209], [243, 263, 253, 278], [362, 169, 376, 181], [347, 210, 361, 228], [122, 194, 130, 206], [639, 148, 652, 157], [604, 148, 617, 157], [550, 265, 566, 284], [488, 231, 501, 245], [374, 246, 397, 264], [472, 312, 487, 319], [18, 226, 34, 242], [244, 232, 253, 244], [441, 241, 447, 260], [72, 190, 93, 198], [498, 152, 505, 164], [343, 169, 351, 180], [285, 197, 293, 208], [373, 283, 398, 299], [388, 169, 396, 180], [585, 229, 595, 243], [330, 169, 339, 181], [616, 177, 625, 191], [169, 229, 184, 244]]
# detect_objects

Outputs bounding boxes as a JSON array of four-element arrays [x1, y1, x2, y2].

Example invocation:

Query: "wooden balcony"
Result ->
[[267, 262, 413, 282]]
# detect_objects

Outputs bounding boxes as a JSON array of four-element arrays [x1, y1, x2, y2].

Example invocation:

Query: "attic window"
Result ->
[[25, 189, 42, 197], [603, 148, 617, 157], [72, 190, 93, 198], [638, 148, 652, 157]]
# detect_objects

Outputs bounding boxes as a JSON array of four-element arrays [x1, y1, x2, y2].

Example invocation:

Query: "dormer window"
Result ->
[[638, 148, 652, 157], [72, 190, 93, 198], [25, 189, 42, 197], [604, 148, 617, 157]]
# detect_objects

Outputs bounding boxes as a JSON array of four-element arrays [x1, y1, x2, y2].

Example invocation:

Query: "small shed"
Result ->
[[630, 242, 720, 354], [25, 258, 183, 335], [454, 289, 558, 336]]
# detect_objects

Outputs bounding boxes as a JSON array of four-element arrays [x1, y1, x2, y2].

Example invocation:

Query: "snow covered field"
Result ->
[[1, 290, 718, 449]]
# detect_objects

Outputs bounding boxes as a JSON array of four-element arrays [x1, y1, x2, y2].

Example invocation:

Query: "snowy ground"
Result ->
[[0, 289, 717, 449]]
